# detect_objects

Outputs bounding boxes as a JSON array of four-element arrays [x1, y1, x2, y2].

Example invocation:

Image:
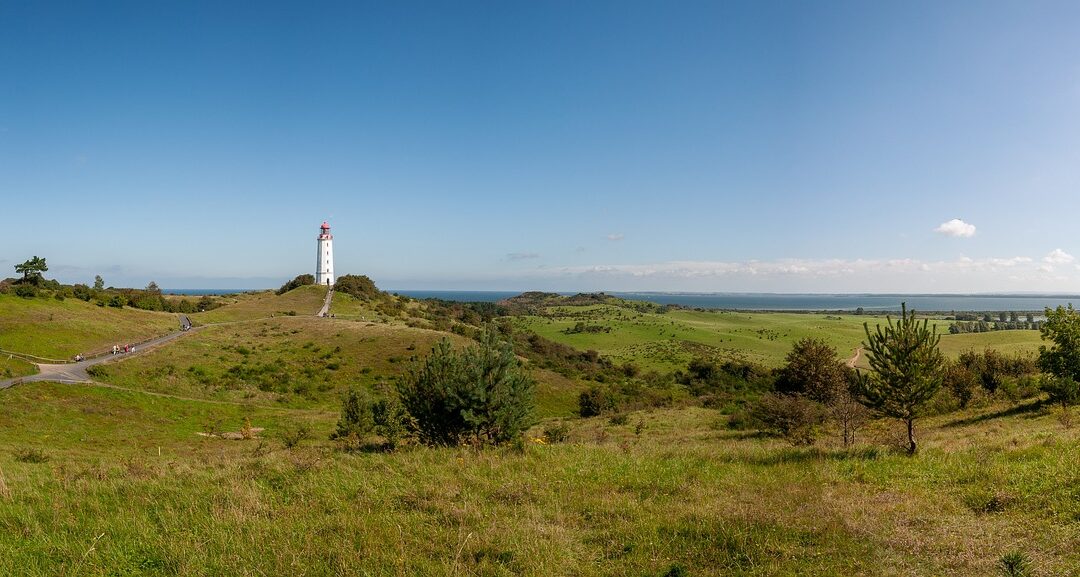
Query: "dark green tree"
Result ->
[[14, 256, 47, 285], [93, 275, 104, 291], [856, 303, 945, 455], [397, 328, 535, 446]]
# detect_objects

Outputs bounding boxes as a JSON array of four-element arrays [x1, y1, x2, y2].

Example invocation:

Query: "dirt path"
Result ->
[[846, 347, 863, 368]]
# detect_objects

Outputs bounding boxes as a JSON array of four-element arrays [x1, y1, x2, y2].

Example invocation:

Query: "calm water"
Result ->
[[392, 290, 1080, 312]]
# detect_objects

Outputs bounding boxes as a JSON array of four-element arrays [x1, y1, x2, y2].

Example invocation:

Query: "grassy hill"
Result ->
[[91, 316, 468, 409], [511, 302, 1043, 371], [0, 293, 179, 359], [190, 285, 329, 324], [1, 382, 1077, 575]]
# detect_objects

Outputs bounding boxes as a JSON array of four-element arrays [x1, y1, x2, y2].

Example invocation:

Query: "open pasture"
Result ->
[[513, 304, 1044, 371]]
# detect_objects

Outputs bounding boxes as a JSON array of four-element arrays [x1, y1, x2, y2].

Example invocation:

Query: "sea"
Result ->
[[162, 288, 1080, 312]]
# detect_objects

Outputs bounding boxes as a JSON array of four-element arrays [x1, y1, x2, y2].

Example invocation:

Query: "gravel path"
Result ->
[[0, 329, 195, 390], [317, 288, 334, 317]]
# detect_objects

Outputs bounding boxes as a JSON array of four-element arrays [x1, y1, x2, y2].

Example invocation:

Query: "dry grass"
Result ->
[[1, 382, 1078, 576]]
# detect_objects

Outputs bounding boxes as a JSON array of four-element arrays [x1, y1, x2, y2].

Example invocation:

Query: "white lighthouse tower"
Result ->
[[315, 221, 334, 286]]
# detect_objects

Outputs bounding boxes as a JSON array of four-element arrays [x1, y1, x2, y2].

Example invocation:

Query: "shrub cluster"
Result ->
[[276, 274, 315, 295]]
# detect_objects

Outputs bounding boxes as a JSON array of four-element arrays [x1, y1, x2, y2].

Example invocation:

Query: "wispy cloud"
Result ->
[[935, 218, 976, 238], [506, 252, 540, 261], [606, 233, 624, 241], [507, 253, 1080, 292], [1044, 248, 1074, 264]]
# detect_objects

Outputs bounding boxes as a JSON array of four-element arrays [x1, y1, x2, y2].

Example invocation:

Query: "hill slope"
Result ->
[[0, 294, 179, 359]]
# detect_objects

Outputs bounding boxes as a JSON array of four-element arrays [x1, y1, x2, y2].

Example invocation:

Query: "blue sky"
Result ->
[[3, 1, 1080, 292]]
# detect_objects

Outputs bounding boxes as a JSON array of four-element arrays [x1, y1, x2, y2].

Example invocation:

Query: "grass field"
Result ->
[[512, 304, 1044, 371], [0, 355, 37, 378], [0, 294, 179, 359], [1, 382, 1078, 576]]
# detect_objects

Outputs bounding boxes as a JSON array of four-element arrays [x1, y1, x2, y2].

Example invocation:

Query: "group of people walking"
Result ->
[[111, 344, 135, 355]]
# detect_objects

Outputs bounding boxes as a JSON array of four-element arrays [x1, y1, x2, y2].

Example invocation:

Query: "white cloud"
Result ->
[[606, 233, 624, 241], [935, 218, 976, 238], [1044, 248, 1074, 264]]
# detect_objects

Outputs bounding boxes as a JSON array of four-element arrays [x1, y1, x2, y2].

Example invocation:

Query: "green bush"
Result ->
[[276, 274, 315, 295], [372, 398, 411, 450], [578, 386, 618, 417], [331, 389, 374, 445], [13, 284, 36, 298], [397, 329, 535, 446], [542, 422, 570, 443], [752, 393, 825, 446], [278, 423, 311, 449]]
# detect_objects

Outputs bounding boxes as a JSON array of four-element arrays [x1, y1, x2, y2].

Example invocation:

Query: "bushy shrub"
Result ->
[[13, 284, 36, 298], [333, 274, 383, 301], [372, 398, 411, 450], [1041, 376, 1080, 425], [578, 386, 618, 417], [276, 274, 315, 295], [397, 329, 535, 446], [752, 393, 825, 446], [944, 361, 979, 408], [542, 422, 570, 443]]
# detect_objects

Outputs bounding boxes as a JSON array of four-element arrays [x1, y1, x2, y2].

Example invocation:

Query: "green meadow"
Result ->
[[512, 304, 1043, 371], [0, 289, 1072, 575]]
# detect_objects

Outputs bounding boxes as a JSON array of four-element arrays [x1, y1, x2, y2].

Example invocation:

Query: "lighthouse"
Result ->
[[316, 221, 334, 286]]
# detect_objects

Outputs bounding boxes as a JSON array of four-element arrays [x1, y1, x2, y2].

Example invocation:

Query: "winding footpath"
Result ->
[[0, 328, 196, 390], [1, 291, 331, 392], [846, 346, 863, 368]]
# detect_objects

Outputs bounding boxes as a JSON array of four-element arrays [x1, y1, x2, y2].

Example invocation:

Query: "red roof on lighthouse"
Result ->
[[320, 221, 330, 229]]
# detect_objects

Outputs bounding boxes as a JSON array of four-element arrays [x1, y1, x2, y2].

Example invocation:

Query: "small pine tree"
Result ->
[[332, 388, 374, 444], [857, 303, 945, 455], [397, 327, 535, 446], [372, 398, 411, 450]]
